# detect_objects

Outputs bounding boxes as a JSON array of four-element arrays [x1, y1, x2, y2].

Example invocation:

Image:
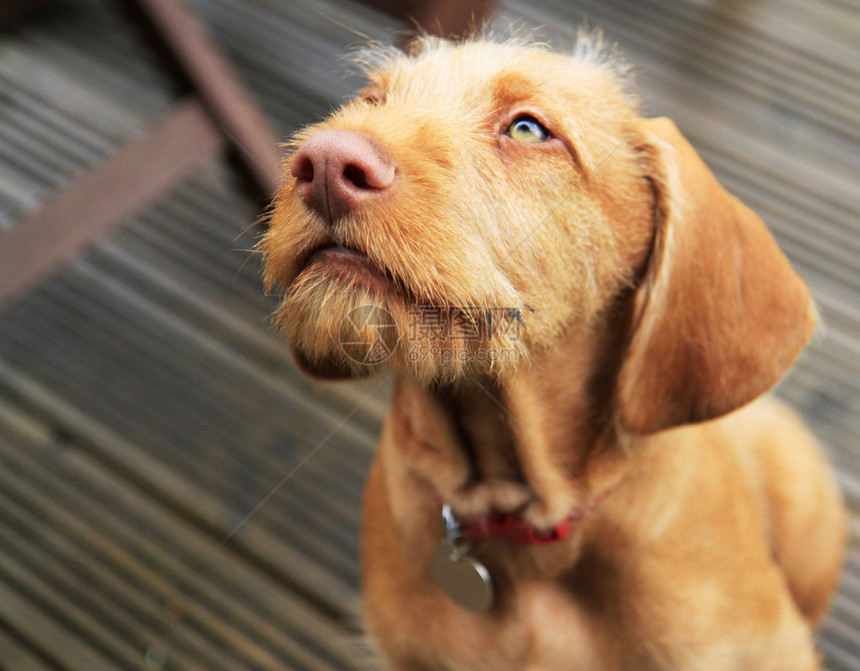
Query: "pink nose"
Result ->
[[291, 130, 396, 224]]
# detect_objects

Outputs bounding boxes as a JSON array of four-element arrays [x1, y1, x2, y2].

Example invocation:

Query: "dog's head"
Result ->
[[264, 36, 652, 381], [263, 36, 814, 431]]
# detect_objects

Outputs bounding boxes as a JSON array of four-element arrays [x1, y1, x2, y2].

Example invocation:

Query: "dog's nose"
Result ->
[[291, 130, 395, 223]]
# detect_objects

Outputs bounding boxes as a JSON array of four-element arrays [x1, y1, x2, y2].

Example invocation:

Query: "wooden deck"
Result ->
[[0, 0, 857, 668]]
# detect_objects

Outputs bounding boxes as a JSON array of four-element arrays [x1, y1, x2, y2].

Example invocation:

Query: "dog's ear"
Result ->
[[617, 117, 816, 434]]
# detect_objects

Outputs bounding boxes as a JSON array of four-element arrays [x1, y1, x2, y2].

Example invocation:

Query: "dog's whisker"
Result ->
[[234, 215, 268, 242], [233, 248, 261, 281], [314, 10, 373, 42]]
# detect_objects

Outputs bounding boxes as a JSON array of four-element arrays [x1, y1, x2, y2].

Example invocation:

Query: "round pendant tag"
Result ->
[[428, 543, 495, 612]]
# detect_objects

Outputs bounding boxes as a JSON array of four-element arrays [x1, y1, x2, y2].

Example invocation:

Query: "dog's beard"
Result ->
[[278, 263, 529, 384]]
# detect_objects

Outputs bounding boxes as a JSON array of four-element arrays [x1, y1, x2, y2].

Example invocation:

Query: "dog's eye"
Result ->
[[360, 87, 386, 105], [506, 116, 550, 143]]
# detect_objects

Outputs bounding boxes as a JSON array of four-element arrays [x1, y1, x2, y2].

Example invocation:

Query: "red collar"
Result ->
[[455, 488, 613, 546]]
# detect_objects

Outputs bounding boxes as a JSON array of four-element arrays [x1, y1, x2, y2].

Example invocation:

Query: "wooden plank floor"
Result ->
[[0, 0, 857, 669]]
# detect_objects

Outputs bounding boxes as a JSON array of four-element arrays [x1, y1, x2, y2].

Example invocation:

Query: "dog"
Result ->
[[262, 35, 846, 670]]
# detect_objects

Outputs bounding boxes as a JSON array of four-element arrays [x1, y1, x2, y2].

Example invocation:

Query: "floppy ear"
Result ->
[[617, 117, 816, 435]]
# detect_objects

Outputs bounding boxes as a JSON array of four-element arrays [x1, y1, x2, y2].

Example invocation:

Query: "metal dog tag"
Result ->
[[428, 543, 494, 612], [428, 504, 494, 612]]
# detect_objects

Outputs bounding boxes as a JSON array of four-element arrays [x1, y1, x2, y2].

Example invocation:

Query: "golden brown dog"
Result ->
[[263, 36, 846, 670]]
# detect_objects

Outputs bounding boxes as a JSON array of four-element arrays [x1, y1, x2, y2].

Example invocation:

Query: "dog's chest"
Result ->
[[466, 586, 679, 671], [417, 589, 612, 671], [509, 582, 613, 670]]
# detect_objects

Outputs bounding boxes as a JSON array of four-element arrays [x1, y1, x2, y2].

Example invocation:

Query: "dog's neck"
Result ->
[[390, 304, 633, 528]]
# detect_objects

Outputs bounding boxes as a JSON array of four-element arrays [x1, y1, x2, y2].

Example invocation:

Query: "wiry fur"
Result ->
[[263, 36, 645, 383], [263, 35, 846, 671]]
